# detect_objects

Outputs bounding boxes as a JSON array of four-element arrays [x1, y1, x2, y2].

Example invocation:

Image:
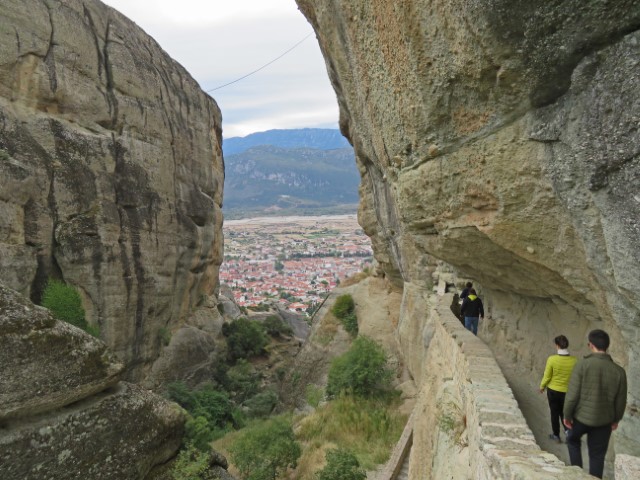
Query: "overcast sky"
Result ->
[[101, 0, 339, 138]]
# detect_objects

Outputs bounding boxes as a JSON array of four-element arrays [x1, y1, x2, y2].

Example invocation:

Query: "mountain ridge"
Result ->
[[223, 128, 350, 156], [223, 143, 359, 219]]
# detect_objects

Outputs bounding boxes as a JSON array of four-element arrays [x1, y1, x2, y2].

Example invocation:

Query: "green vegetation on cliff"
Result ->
[[326, 336, 393, 398], [316, 449, 366, 480], [296, 395, 405, 474], [169, 306, 401, 479], [167, 382, 240, 451], [41, 279, 99, 337], [229, 416, 301, 480], [222, 317, 270, 362], [331, 294, 358, 336]]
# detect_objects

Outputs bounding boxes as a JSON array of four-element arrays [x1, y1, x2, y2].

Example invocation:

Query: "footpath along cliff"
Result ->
[[296, 0, 640, 477]]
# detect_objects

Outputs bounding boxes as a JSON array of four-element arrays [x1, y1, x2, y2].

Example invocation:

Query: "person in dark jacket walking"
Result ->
[[460, 288, 484, 335], [563, 329, 627, 479], [460, 282, 473, 300], [450, 293, 464, 325]]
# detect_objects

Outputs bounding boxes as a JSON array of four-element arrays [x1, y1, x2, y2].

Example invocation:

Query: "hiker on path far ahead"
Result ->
[[460, 288, 483, 335], [460, 282, 472, 300]]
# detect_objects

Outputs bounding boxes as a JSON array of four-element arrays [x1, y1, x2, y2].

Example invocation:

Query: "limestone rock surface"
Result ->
[[145, 324, 218, 389], [0, 283, 184, 480], [0, 382, 184, 480], [0, 0, 224, 380], [297, 0, 640, 465], [0, 283, 123, 420]]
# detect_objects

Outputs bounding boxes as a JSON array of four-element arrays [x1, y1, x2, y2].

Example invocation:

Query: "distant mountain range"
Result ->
[[223, 129, 359, 219], [223, 128, 351, 156]]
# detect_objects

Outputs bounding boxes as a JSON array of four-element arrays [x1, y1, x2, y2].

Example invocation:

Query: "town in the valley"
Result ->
[[219, 215, 373, 314]]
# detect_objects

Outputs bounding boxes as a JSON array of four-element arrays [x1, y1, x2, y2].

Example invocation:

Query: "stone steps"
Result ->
[[395, 450, 411, 480]]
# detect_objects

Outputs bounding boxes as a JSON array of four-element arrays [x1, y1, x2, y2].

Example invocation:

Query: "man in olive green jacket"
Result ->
[[563, 329, 627, 479]]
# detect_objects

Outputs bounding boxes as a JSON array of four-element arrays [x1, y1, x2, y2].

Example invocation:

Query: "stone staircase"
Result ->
[[376, 411, 414, 480], [394, 451, 411, 480]]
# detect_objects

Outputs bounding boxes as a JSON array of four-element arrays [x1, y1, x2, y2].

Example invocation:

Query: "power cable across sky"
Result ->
[[206, 32, 314, 92]]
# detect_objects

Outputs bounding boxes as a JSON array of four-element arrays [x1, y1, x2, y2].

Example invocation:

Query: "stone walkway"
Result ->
[[490, 349, 614, 479]]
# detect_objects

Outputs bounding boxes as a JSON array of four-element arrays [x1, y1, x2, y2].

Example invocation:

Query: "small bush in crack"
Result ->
[[222, 317, 269, 362], [41, 279, 99, 337]]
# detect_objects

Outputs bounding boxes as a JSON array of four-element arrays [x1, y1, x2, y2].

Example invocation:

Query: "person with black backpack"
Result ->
[[460, 288, 484, 335], [460, 281, 473, 300], [450, 293, 464, 326]]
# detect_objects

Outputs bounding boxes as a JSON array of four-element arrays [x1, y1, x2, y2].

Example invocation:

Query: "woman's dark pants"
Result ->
[[546, 388, 566, 437]]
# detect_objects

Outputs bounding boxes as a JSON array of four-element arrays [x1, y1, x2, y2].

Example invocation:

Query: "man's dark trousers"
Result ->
[[567, 419, 612, 478]]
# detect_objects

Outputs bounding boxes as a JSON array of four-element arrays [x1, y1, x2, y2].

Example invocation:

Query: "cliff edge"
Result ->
[[0, 0, 224, 380], [296, 0, 640, 473]]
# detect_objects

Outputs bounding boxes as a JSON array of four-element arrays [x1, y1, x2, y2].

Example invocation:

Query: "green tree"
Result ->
[[41, 279, 99, 337], [263, 315, 293, 337], [331, 294, 354, 319], [190, 384, 235, 429], [222, 317, 269, 362], [229, 417, 301, 480], [326, 336, 393, 398], [184, 415, 215, 452], [226, 359, 260, 403], [331, 294, 358, 336], [316, 449, 366, 480], [244, 389, 278, 418], [171, 443, 209, 480], [167, 381, 198, 411], [167, 382, 238, 450]]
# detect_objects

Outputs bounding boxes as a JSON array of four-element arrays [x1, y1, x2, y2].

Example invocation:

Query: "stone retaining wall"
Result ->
[[403, 293, 593, 479]]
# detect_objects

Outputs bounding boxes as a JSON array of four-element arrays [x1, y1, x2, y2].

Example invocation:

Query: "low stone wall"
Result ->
[[404, 293, 593, 479], [616, 454, 640, 480], [380, 410, 414, 479]]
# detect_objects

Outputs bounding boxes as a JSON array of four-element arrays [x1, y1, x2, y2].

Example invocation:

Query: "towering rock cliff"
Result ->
[[0, 0, 224, 380], [297, 0, 640, 468]]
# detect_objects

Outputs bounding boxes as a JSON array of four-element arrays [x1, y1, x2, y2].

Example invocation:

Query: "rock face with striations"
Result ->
[[0, 0, 224, 380], [297, 0, 640, 465], [0, 283, 185, 479]]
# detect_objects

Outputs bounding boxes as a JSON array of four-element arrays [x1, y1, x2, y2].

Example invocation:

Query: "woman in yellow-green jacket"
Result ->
[[539, 335, 577, 442]]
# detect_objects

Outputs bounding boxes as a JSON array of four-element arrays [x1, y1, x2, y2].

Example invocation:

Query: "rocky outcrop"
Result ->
[[145, 323, 219, 389], [0, 0, 223, 380], [297, 0, 640, 470], [0, 283, 184, 479], [0, 283, 122, 420]]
